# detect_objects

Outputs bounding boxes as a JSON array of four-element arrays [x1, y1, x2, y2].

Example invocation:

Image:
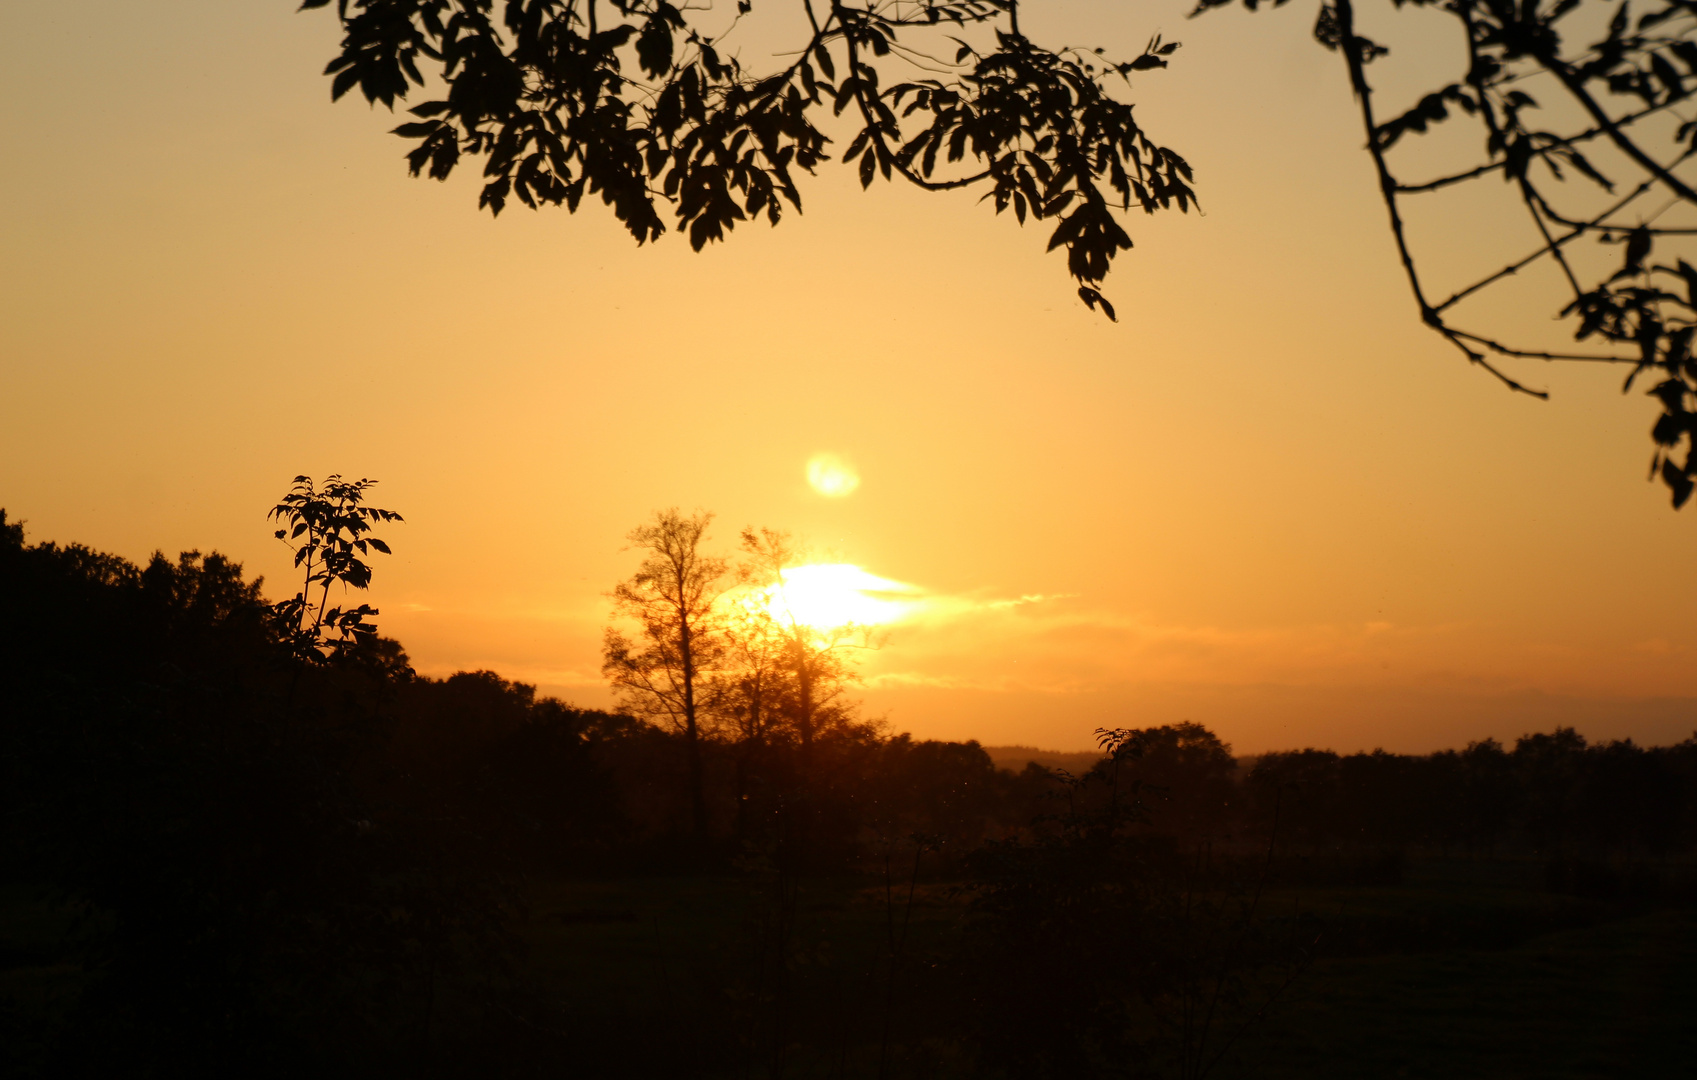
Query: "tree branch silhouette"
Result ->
[[303, 0, 1194, 319], [1198, 0, 1697, 505]]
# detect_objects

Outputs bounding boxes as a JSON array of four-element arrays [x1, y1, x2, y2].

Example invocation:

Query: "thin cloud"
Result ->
[[862, 592, 1697, 700]]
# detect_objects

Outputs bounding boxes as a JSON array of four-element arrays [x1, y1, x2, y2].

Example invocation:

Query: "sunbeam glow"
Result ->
[[806, 454, 860, 498], [763, 563, 919, 629]]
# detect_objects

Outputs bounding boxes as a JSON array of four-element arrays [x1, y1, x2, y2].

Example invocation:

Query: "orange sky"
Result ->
[[3, 0, 1695, 753]]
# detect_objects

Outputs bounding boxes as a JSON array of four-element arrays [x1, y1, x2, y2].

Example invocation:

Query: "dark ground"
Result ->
[[3, 858, 1692, 1078]]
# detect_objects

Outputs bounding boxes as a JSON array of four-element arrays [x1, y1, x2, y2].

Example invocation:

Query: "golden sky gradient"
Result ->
[[3, 0, 1696, 752]]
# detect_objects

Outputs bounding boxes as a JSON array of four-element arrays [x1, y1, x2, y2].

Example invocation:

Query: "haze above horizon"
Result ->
[[3, 0, 1696, 753]]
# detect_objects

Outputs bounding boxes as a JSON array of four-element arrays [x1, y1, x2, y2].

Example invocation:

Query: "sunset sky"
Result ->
[[4, 0, 1696, 753]]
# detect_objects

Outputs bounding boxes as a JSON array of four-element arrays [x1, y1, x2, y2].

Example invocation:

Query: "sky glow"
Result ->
[[764, 563, 921, 630], [4, 1, 1697, 751], [806, 454, 860, 498]]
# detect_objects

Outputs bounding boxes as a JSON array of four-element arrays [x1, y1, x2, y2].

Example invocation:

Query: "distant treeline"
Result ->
[[983, 745, 1107, 775], [4, 513, 1695, 1077], [6, 507, 1696, 887]]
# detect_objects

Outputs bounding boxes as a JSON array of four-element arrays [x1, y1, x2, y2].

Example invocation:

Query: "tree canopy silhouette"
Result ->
[[603, 508, 730, 836], [302, 0, 1193, 321], [305, 0, 1697, 505]]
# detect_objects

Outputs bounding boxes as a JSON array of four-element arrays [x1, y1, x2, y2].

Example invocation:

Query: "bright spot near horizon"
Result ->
[[807, 454, 860, 498], [764, 563, 919, 630]]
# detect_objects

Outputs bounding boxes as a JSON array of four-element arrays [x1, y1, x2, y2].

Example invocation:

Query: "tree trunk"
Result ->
[[680, 612, 708, 838], [684, 715, 708, 839]]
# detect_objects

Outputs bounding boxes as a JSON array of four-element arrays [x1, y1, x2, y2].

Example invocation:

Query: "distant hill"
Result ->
[[982, 745, 1104, 775]]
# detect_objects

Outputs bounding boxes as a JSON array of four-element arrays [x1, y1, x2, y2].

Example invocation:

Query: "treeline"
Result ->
[[1066, 725, 1697, 889], [0, 510, 1057, 1075], [4, 509, 1696, 1077], [1246, 733, 1697, 869]]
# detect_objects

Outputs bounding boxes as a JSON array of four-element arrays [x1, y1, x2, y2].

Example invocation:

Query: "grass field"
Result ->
[[506, 859, 1696, 1078], [2, 860, 1692, 1077], [1217, 907, 1697, 1078]]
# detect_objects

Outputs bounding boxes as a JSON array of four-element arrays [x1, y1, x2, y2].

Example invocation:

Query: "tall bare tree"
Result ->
[[603, 508, 729, 837]]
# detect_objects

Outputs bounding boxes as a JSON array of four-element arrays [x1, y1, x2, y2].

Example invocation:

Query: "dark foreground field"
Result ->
[[7, 858, 1687, 1078], [1227, 906, 1696, 1079], [1219, 865, 1697, 1079], [6, 521, 1694, 1078]]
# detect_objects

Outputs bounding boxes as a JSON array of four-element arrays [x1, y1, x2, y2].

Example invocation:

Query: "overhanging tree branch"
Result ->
[[306, 0, 1190, 317], [1208, 0, 1697, 504]]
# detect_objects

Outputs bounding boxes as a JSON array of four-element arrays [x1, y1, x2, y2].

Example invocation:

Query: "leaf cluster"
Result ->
[[304, 0, 1194, 315], [268, 473, 404, 660]]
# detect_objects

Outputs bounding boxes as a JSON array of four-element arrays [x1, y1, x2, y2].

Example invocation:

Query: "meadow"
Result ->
[[6, 856, 1693, 1077]]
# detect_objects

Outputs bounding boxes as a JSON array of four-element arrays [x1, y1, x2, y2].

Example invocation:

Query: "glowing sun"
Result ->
[[764, 564, 918, 630], [806, 454, 860, 498]]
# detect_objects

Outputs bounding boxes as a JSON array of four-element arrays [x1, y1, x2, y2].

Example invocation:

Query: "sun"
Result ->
[[762, 564, 917, 630], [806, 454, 860, 498]]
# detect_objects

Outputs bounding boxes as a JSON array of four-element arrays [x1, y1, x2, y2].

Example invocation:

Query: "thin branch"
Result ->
[[1544, 55, 1697, 205], [840, 10, 992, 191], [1395, 99, 1686, 194], [1434, 229, 1574, 313], [1437, 177, 1658, 312], [1524, 185, 1587, 298], [1461, 9, 1585, 304], [1334, 0, 1548, 398], [1532, 148, 1697, 236], [884, 38, 969, 76], [1449, 329, 1636, 364]]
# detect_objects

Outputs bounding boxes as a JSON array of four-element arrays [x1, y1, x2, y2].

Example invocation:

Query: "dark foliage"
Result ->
[[1242, 725, 1697, 872], [269, 474, 403, 662], [960, 726, 1313, 1080], [301, 0, 1195, 319], [0, 511, 567, 1076], [4, 507, 1696, 1077]]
